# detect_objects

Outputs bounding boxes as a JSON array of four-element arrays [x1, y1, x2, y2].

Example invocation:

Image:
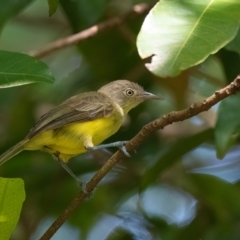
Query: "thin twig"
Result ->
[[39, 75, 240, 240], [29, 3, 151, 58]]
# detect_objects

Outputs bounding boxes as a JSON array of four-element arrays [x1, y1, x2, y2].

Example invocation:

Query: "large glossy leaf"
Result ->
[[140, 129, 214, 191], [0, 0, 34, 31], [215, 94, 240, 159], [0, 51, 55, 88], [226, 28, 240, 55], [0, 178, 25, 240], [137, 0, 240, 77]]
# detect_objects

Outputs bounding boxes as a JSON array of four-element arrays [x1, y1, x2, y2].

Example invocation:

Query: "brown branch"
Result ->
[[29, 3, 151, 58], [39, 75, 240, 240]]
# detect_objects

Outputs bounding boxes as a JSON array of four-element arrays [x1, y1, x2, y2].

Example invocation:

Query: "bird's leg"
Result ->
[[53, 154, 89, 192], [57, 158, 80, 183], [86, 141, 131, 157]]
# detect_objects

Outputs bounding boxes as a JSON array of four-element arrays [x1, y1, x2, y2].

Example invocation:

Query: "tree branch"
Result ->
[[29, 3, 151, 58], [39, 75, 240, 240]]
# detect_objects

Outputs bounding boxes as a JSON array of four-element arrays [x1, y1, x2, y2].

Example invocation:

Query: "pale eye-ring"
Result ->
[[125, 88, 134, 97]]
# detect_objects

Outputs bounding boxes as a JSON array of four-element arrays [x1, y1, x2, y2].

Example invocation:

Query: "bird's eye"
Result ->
[[125, 88, 134, 97]]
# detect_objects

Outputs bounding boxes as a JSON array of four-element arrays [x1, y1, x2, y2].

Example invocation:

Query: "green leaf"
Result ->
[[215, 94, 240, 158], [0, 178, 25, 240], [47, 0, 59, 16], [137, 0, 240, 77], [0, 51, 55, 88], [226, 28, 240, 55], [189, 174, 240, 216], [0, 0, 34, 30], [140, 129, 214, 191]]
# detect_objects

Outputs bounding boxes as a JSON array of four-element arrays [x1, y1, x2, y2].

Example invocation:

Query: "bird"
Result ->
[[0, 80, 161, 184]]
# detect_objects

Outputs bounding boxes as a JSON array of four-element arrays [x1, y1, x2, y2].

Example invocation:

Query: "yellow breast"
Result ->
[[25, 105, 124, 162]]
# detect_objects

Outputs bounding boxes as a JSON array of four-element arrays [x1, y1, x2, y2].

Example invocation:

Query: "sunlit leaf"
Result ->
[[137, 0, 240, 77], [0, 51, 55, 88], [47, 0, 59, 16], [140, 129, 214, 191], [226, 28, 240, 55], [0, 178, 25, 240], [215, 94, 240, 158]]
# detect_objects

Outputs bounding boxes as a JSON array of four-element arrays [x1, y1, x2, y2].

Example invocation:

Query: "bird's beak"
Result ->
[[142, 91, 164, 100]]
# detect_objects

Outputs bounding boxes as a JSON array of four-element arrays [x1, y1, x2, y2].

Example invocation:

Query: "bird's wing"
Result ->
[[28, 92, 114, 138]]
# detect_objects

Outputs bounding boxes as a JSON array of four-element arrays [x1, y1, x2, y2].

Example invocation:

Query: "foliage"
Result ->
[[137, 0, 240, 77], [47, 0, 59, 16], [0, 178, 25, 240], [0, 51, 54, 88], [0, 0, 240, 239]]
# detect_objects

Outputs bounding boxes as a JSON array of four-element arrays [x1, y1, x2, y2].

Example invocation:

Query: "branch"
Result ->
[[29, 3, 151, 58], [39, 75, 240, 240]]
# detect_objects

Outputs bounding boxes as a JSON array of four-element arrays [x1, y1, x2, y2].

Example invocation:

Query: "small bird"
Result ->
[[0, 80, 160, 183]]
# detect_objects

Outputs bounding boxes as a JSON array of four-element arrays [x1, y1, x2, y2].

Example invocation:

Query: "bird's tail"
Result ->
[[0, 139, 29, 166]]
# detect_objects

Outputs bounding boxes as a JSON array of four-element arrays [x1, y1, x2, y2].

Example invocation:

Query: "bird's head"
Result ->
[[98, 80, 162, 115]]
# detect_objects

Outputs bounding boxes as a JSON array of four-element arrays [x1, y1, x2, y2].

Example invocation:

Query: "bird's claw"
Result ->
[[80, 181, 92, 196], [117, 141, 131, 157]]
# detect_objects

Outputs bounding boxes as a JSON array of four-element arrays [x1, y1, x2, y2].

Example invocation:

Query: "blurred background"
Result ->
[[1, 0, 240, 239]]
